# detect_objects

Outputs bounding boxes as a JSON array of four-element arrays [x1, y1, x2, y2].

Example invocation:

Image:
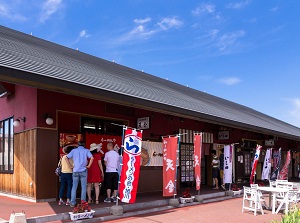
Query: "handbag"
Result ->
[[55, 157, 62, 176]]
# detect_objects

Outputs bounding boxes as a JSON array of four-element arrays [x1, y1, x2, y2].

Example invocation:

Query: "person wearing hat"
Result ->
[[86, 143, 104, 204]]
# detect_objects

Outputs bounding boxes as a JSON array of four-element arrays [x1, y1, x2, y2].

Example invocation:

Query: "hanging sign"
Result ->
[[193, 133, 202, 191], [119, 128, 143, 203], [271, 148, 282, 180], [162, 136, 178, 197], [261, 148, 272, 180], [224, 144, 233, 184], [250, 145, 262, 184], [278, 150, 291, 180]]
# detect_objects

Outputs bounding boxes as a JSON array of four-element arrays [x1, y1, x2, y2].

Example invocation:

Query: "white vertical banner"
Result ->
[[261, 148, 272, 180], [224, 145, 233, 184]]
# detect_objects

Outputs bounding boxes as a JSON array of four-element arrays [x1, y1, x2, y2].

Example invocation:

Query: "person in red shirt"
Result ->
[[86, 143, 104, 204]]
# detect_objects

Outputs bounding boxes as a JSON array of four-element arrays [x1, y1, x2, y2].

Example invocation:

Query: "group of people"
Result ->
[[58, 141, 120, 207], [211, 148, 226, 190]]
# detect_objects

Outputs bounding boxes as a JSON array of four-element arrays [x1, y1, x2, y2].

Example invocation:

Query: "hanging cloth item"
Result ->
[[193, 133, 202, 191], [270, 148, 282, 180], [162, 136, 178, 197], [278, 150, 291, 180], [223, 144, 233, 184], [261, 148, 272, 180], [250, 145, 262, 184]]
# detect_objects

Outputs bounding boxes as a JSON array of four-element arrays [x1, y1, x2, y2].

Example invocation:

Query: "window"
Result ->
[[81, 117, 124, 135], [0, 117, 14, 173], [180, 143, 194, 183]]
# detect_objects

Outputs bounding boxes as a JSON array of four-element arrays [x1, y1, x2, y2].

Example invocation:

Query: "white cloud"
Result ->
[[191, 29, 246, 56], [289, 98, 300, 122], [192, 3, 216, 16], [134, 17, 151, 24], [40, 0, 62, 23], [226, 0, 251, 9], [157, 17, 183, 30], [219, 77, 242, 85], [217, 30, 245, 51], [209, 29, 220, 37], [115, 16, 183, 44], [129, 25, 157, 39], [0, 2, 27, 21], [79, 30, 91, 38], [270, 7, 279, 12], [70, 29, 91, 46], [248, 18, 257, 23]]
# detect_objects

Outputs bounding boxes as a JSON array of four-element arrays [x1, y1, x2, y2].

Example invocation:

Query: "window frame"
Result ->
[[0, 116, 14, 173]]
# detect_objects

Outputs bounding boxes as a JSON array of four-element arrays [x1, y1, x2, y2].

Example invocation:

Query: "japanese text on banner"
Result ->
[[193, 134, 202, 191], [162, 136, 178, 197], [223, 145, 233, 184], [119, 128, 143, 203]]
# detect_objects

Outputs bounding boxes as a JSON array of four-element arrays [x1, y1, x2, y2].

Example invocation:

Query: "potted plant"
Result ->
[[69, 200, 95, 221], [231, 184, 242, 195], [179, 188, 195, 203]]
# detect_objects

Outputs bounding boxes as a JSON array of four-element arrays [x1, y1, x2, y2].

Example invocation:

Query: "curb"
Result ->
[[3, 191, 238, 223]]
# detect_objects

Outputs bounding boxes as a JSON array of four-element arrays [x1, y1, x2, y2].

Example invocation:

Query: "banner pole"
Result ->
[[174, 135, 180, 199], [116, 126, 126, 206]]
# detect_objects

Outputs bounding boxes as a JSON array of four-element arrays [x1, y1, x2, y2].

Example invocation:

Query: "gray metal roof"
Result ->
[[0, 25, 300, 140]]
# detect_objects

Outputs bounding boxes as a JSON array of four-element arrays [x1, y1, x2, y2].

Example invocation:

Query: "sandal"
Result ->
[[95, 200, 99, 204], [88, 200, 93, 204]]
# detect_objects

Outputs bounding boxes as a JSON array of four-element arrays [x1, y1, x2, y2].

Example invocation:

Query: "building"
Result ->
[[0, 25, 300, 201]]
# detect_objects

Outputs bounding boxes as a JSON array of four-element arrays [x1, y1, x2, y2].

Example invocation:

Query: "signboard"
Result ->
[[85, 133, 122, 157], [265, 139, 274, 146], [137, 117, 150, 129], [141, 141, 163, 166], [218, 131, 229, 140]]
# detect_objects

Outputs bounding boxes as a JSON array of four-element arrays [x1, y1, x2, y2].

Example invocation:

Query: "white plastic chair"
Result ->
[[269, 180, 276, 188], [274, 181, 295, 214], [276, 179, 288, 182], [275, 189, 298, 214], [250, 184, 267, 208], [292, 183, 300, 203], [242, 186, 264, 216], [275, 181, 294, 199]]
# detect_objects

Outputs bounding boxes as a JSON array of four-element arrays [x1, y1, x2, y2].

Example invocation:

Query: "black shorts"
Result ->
[[105, 172, 119, 190], [212, 168, 219, 178]]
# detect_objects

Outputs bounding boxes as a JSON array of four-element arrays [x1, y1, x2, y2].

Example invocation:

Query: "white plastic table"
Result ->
[[257, 186, 290, 214]]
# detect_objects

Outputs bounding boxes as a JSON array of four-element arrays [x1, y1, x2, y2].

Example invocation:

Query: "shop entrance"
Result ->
[[179, 143, 206, 188], [178, 129, 213, 188], [235, 139, 260, 182]]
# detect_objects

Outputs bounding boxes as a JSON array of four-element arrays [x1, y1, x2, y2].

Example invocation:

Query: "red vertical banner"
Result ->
[[193, 133, 202, 191], [162, 136, 178, 197], [278, 150, 291, 180], [119, 128, 143, 203], [250, 145, 262, 184]]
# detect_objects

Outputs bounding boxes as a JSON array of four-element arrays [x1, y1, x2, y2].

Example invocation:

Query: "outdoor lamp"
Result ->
[[43, 113, 54, 125], [13, 117, 26, 127], [46, 117, 54, 125]]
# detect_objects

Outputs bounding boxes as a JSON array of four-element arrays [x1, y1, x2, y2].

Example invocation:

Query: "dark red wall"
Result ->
[[0, 84, 37, 131]]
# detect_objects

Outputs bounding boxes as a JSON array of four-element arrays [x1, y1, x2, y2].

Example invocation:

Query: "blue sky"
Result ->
[[1, 0, 300, 128]]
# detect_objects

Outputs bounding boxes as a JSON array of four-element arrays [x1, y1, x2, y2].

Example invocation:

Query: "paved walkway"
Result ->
[[109, 197, 284, 223], [0, 184, 292, 223]]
